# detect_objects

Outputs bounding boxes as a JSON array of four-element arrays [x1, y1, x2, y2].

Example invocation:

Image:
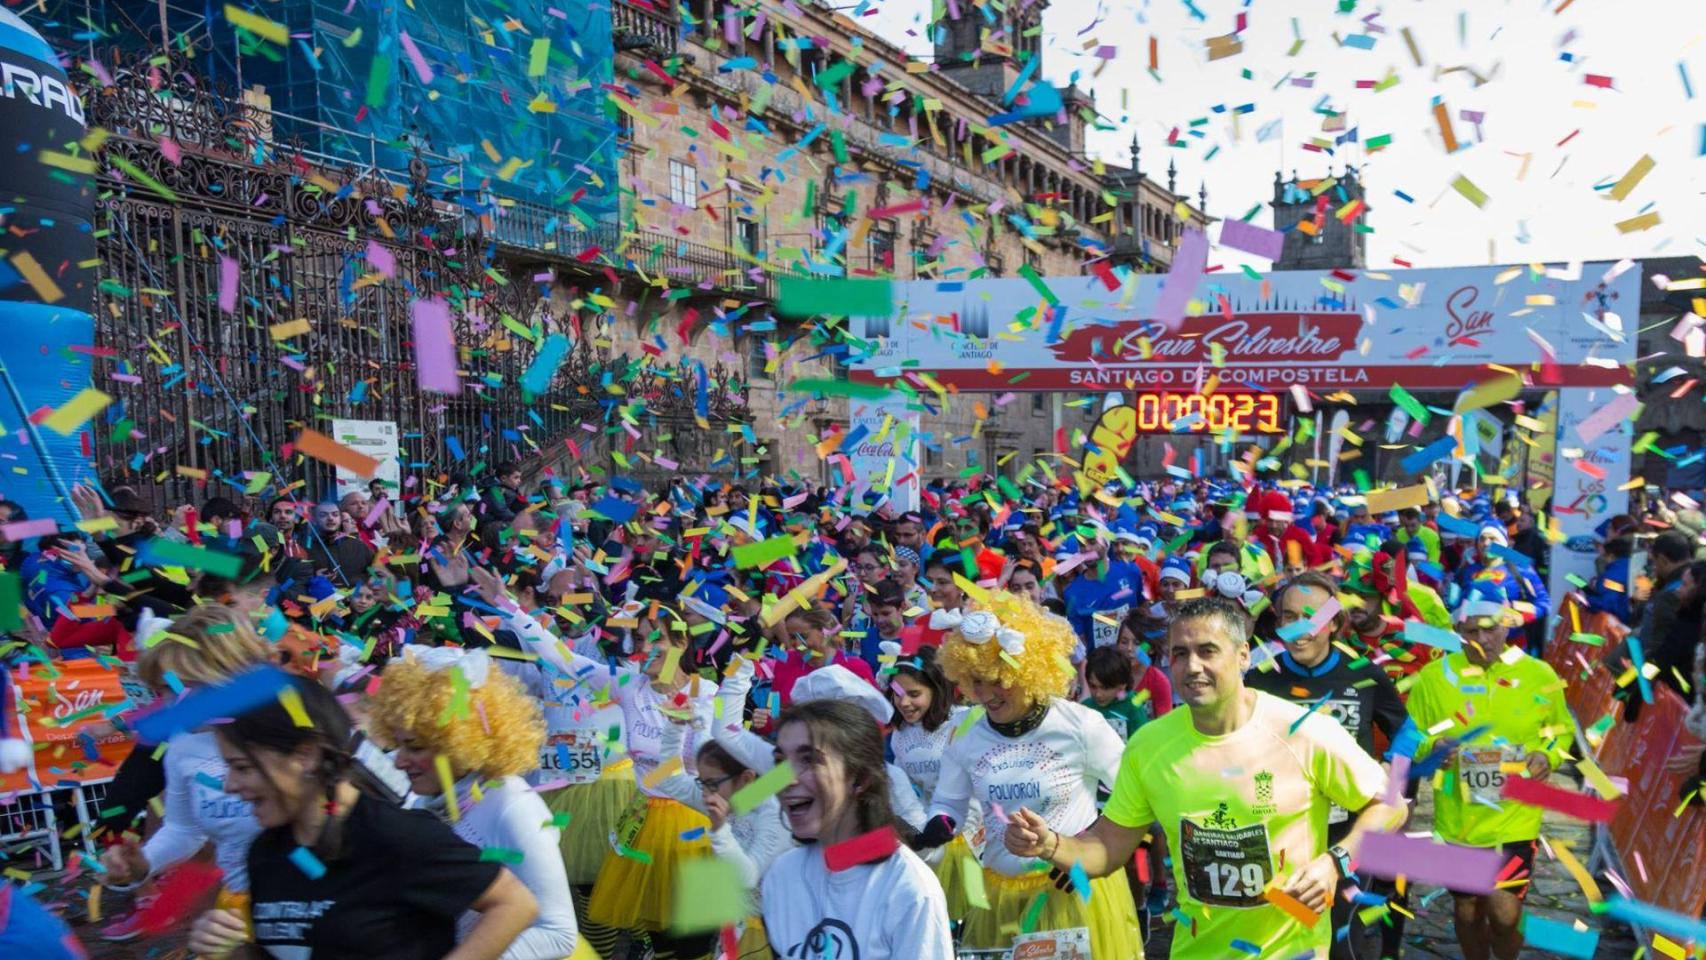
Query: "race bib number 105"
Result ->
[[1179, 815, 1276, 908]]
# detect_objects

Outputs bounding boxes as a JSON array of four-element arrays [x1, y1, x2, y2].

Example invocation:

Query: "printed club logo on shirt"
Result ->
[[1253, 771, 1274, 811]]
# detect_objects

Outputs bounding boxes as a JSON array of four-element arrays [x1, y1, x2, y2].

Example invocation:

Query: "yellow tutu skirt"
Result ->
[[735, 913, 770, 959], [569, 937, 601, 960], [960, 865, 1143, 960], [932, 834, 979, 921], [585, 794, 711, 931], [543, 760, 638, 886]]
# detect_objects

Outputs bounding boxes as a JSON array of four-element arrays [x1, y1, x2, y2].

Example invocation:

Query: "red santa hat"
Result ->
[[1263, 490, 1295, 523]]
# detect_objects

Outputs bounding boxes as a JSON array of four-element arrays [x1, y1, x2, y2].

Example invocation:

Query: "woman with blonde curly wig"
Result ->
[[369, 646, 592, 960], [912, 591, 1142, 959]]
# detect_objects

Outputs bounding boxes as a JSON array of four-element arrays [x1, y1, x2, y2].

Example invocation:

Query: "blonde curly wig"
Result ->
[[936, 591, 1076, 701], [368, 654, 544, 779]]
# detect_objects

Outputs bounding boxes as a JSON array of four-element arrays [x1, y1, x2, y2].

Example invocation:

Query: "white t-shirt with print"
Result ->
[[928, 698, 1124, 876], [760, 844, 953, 960]]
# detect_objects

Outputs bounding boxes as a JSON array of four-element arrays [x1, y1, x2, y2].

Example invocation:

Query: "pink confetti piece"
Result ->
[[399, 31, 434, 84], [1, 518, 60, 541], [1154, 229, 1208, 330], [366, 239, 397, 278], [411, 298, 460, 394], [218, 256, 239, 313], [158, 137, 181, 166], [1218, 218, 1284, 260]]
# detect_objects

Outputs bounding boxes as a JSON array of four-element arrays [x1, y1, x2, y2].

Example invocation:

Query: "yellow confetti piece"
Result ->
[[224, 4, 288, 44], [270, 318, 311, 340], [1451, 174, 1489, 208], [1616, 210, 1661, 233], [437, 754, 460, 821], [11, 251, 64, 303], [38, 150, 97, 174], [278, 686, 311, 727], [42, 387, 112, 436], [1607, 154, 1655, 201], [1549, 837, 1602, 902]]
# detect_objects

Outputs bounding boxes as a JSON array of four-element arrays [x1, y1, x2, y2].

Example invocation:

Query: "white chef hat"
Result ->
[[790, 664, 894, 726]]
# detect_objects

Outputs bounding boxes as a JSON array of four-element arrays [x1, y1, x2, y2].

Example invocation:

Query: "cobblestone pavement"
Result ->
[[43, 772, 1639, 959]]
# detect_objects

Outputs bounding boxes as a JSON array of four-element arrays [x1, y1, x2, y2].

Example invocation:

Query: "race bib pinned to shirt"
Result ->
[[539, 732, 603, 786], [1179, 812, 1275, 908], [1459, 748, 1509, 806]]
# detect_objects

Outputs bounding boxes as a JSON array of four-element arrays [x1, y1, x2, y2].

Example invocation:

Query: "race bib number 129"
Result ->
[[1179, 815, 1275, 908]]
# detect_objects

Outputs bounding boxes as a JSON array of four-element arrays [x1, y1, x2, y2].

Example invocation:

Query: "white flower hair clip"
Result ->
[[935, 607, 1026, 656], [403, 644, 492, 688]]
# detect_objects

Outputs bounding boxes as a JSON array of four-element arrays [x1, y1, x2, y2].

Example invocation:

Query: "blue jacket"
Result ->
[[1063, 560, 1144, 651], [20, 552, 89, 628], [1584, 556, 1632, 624]]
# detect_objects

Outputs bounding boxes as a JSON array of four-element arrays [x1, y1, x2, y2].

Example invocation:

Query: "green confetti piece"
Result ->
[[142, 539, 242, 577], [730, 760, 795, 815], [1017, 263, 1059, 306], [479, 847, 525, 865], [0, 572, 20, 633], [776, 277, 893, 317], [731, 534, 798, 570], [528, 38, 550, 77]]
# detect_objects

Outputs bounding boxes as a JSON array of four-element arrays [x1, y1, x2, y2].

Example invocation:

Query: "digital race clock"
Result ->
[[1132, 392, 1286, 434]]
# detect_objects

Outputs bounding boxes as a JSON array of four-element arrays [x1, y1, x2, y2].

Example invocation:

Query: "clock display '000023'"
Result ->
[[1131, 392, 1286, 434]]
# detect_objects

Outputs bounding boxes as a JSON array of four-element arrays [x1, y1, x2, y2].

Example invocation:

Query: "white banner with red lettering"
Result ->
[[850, 261, 1637, 393]]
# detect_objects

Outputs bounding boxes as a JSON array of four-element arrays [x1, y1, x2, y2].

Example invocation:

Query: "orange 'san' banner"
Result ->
[[1, 659, 135, 794]]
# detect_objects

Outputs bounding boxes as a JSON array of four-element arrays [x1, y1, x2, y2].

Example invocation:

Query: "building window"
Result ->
[[745, 335, 772, 382], [735, 217, 761, 258], [868, 223, 896, 273], [986, 253, 1005, 277], [669, 159, 698, 208], [616, 108, 635, 144], [925, 445, 941, 468], [1024, 246, 1043, 274], [1031, 393, 1046, 415]]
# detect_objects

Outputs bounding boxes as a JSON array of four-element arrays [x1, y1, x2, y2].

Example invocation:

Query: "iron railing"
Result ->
[[82, 49, 752, 509]]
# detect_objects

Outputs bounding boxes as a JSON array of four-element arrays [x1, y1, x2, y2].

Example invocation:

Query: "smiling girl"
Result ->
[[759, 699, 953, 960], [884, 648, 982, 919]]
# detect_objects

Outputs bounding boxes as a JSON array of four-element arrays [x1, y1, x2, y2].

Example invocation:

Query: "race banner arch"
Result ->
[[849, 260, 1641, 615]]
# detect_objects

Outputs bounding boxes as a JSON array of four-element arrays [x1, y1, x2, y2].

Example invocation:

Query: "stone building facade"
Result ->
[[595, 0, 1210, 487]]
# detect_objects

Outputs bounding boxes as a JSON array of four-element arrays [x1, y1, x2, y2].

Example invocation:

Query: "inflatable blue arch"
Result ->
[[0, 8, 95, 523]]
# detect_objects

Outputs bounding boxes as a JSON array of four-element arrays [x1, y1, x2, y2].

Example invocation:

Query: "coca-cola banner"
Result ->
[[850, 261, 1639, 392], [845, 396, 920, 513]]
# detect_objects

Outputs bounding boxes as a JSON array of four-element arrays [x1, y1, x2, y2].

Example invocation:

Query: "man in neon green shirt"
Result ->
[[1393, 507, 1441, 563], [1406, 592, 1574, 960], [1004, 597, 1404, 959]]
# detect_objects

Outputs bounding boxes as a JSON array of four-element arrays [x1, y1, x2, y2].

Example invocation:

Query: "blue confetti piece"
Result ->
[[134, 666, 291, 743], [1068, 861, 1090, 901], [521, 333, 570, 395], [1230, 939, 1262, 955], [589, 495, 637, 524], [289, 845, 327, 880], [1601, 897, 1706, 946], [193, 771, 224, 791], [1403, 621, 1463, 653], [1521, 914, 1598, 958], [679, 827, 706, 841], [1399, 434, 1457, 475], [446, 435, 466, 462]]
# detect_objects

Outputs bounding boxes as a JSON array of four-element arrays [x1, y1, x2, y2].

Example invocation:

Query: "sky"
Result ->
[[857, 0, 1706, 271]]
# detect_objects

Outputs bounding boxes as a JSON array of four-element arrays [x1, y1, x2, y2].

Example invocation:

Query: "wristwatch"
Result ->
[[1328, 844, 1354, 879]]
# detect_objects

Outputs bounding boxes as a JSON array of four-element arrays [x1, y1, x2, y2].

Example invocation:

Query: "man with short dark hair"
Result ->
[[306, 499, 373, 586], [1005, 597, 1402, 959], [1394, 507, 1440, 564]]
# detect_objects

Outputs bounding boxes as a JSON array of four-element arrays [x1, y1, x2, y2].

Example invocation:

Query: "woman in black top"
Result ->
[[188, 674, 537, 960]]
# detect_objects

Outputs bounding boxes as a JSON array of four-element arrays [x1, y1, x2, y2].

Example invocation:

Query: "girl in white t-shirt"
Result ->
[[917, 594, 1142, 960], [883, 646, 982, 917], [759, 698, 953, 960]]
